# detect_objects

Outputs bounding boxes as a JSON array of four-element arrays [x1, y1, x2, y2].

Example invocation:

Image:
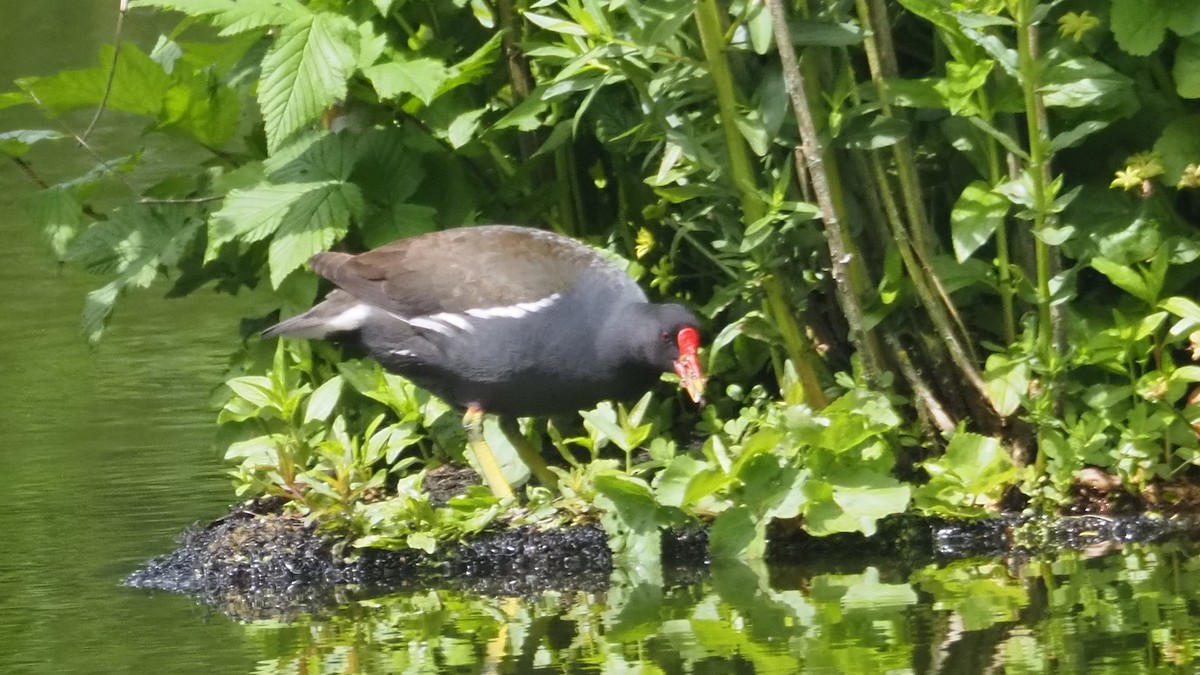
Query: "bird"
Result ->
[[262, 225, 706, 499]]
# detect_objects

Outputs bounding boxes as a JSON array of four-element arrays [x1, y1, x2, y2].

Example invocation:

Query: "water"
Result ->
[[5, 4, 1200, 674]]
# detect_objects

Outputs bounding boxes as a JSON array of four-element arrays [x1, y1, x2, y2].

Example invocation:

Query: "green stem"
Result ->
[[765, 0, 885, 385], [694, 0, 827, 404], [1015, 0, 1055, 364], [694, 0, 764, 223]]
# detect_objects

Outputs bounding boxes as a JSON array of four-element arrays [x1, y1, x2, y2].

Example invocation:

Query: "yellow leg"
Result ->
[[463, 406, 515, 500], [499, 417, 559, 490]]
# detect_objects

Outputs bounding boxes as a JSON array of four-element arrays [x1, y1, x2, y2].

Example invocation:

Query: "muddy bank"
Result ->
[[126, 493, 1200, 621]]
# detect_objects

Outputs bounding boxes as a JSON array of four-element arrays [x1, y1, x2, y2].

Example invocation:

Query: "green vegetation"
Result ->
[[236, 543, 1200, 673], [5, 0, 1200, 561]]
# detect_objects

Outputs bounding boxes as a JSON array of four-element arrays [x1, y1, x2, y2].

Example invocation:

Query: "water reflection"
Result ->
[[231, 542, 1200, 674]]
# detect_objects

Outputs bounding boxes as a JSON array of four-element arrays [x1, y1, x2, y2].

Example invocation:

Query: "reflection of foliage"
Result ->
[[235, 543, 1200, 673]]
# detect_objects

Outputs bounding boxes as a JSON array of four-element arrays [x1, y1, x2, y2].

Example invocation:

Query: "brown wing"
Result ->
[[310, 226, 642, 317]]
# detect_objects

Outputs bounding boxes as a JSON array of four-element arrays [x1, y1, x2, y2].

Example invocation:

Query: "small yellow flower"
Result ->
[[1110, 169, 1142, 191], [1058, 11, 1100, 42], [1128, 152, 1164, 178], [635, 227, 655, 259], [1178, 163, 1200, 189], [1111, 152, 1164, 191]]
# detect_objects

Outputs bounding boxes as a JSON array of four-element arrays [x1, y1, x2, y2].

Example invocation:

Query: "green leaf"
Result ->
[[838, 115, 910, 150], [709, 506, 763, 560], [209, 182, 329, 253], [790, 20, 864, 46], [1162, 296, 1200, 322], [363, 56, 451, 105], [595, 473, 664, 566], [595, 474, 661, 532], [1111, 0, 1168, 56], [1051, 120, 1109, 152], [914, 432, 1015, 517], [28, 185, 84, 259], [1176, 36, 1200, 98], [268, 182, 362, 287], [803, 470, 911, 537], [523, 11, 590, 36], [1155, 115, 1200, 185], [160, 70, 242, 147], [745, 0, 772, 54], [438, 32, 504, 96], [17, 43, 170, 117], [951, 182, 1009, 262], [884, 78, 947, 109], [982, 353, 1028, 417], [226, 376, 275, 409], [65, 205, 200, 342], [0, 129, 64, 157], [1092, 257, 1154, 305], [1040, 57, 1134, 109], [304, 375, 343, 423], [258, 13, 357, 151], [130, 0, 308, 35], [406, 531, 437, 554], [654, 455, 703, 508]]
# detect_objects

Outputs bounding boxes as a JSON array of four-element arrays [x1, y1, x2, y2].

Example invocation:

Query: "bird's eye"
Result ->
[[660, 331, 672, 344]]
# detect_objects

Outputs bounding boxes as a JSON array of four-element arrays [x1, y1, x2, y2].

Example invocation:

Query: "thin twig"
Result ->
[[765, 0, 884, 383], [83, 0, 131, 141]]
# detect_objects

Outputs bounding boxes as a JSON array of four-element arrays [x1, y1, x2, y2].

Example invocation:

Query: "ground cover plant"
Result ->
[[6, 0, 1200, 563]]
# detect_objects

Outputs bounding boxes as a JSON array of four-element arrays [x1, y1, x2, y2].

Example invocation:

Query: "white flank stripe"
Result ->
[[389, 348, 414, 357], [405, 294, 562, 337], [408, 316, 455, 336], [429, 311, 475, 333], [464, 293, 561, 320]]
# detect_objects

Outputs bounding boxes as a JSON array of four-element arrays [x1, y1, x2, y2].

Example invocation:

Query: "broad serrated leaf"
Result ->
[[363, 57, 450, 105], [130, 0, 308, 35], [160, 71, 241, 147], [17, 43, 170, 117], [1111, 0, 1168, 56], [1175, 36, 1200, 98], [66, 205, 201, 342], [267, 181, 362, 287], [209, 182, 326, 255], [82, 282, 121, 345], [258, 13, 357, 151], [28, 185, 84, 259], [266, 131, 359, 182]]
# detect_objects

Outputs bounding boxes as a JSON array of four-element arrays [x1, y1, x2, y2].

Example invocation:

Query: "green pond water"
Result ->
[[5, 4, 1200, 674]]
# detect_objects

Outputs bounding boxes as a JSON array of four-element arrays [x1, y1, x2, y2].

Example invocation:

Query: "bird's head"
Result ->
[[625, 303, 706, 404]]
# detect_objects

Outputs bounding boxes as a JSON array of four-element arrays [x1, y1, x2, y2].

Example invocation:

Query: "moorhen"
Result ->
[[263, 225, 706, 499]]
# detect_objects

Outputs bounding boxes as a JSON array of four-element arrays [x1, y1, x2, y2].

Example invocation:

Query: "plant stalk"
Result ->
[[694, 0, 827, 404], [764, 0, 884, 383]]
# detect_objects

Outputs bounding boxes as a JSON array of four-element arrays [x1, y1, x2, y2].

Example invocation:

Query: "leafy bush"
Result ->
[[7, 0, 1200, 561]]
